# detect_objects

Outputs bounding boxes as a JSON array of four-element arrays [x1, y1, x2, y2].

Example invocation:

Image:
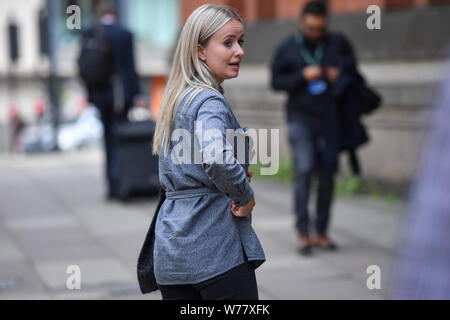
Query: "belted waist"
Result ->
[[165, 187, 222, 200]]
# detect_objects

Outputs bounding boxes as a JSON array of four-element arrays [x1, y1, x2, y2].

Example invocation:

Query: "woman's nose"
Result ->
[[235, 44, 244, 57]]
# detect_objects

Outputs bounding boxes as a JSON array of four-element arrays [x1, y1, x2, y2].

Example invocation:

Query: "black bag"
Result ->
[[78, 26, 114, 88], [137, 187, 165, 294]]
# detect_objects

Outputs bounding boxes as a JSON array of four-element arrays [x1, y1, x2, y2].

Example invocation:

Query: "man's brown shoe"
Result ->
[[315, 234, 338, 251], [298, 235, 313, 256]]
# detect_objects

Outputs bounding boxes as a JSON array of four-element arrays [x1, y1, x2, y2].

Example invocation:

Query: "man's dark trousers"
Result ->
[[97, 102, 120, 198], [288, 114, 335, 237]]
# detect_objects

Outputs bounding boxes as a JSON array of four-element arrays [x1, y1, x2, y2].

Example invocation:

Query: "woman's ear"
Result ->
[[198, 44, 206, 62]]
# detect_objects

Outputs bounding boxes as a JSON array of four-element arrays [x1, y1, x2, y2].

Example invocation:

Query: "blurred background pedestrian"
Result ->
[[77, 1, 140, 200], [8, 102, 25, 153], [271, 0, 378, 255]]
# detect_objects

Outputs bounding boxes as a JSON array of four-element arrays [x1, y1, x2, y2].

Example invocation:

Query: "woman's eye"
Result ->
[[224, 39, 244, 48]]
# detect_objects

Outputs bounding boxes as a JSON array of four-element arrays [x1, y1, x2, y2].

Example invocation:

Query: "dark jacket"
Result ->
[[331, 35, 381, 151], [331, 35, 369, 151], [84, 23, 140, 115], [137, 188, 165, 294], [271, 32, 350, 120], [271, 32, 377, 168]]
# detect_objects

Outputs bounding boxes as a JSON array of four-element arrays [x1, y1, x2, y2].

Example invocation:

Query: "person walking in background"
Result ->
[[78, 2, 140, 200], [139, 4, 265, 300], [8, 103, 25, 153], [271, 1, 363, 255]]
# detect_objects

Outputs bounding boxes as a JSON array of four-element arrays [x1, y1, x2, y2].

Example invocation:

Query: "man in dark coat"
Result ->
[[80, 3, 140, 199], [271, 1, 363, 255]]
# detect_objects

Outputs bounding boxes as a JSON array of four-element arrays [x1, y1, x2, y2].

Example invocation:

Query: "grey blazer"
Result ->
[[153, 88, 266, 285]]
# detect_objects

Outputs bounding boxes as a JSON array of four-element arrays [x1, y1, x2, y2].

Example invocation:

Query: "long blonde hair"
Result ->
[[152, 4, 243, 156]]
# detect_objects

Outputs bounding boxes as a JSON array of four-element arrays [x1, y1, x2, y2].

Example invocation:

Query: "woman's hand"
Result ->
[[247, 169, 253, 183], [231, 195, 255, 218], [230, 171, 254, 217]]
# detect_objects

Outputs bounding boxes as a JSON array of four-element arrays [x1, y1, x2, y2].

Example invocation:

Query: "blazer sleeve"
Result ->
[[125, 31, 140, 96], [338, 34, 358, 72], [271, 40, 307, 92], [115, 30, 140, 108], [194, 97, 254, 207]]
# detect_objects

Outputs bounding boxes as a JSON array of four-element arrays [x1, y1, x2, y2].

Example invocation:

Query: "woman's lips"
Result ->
[[229, 63, 240, 71]]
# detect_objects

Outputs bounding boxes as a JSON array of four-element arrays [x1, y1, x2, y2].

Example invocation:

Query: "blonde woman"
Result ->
[[150, 4, 265, 300]]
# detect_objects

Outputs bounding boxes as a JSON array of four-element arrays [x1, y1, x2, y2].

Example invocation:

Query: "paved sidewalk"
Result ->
[[0, 149, 405, 299]]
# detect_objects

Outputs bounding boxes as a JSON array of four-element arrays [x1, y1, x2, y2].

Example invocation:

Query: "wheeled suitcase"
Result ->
[[114, 120, 159, 200]]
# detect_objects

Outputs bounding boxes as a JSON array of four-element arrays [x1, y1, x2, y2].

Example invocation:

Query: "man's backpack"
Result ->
[[78, 26, 114, 88]]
